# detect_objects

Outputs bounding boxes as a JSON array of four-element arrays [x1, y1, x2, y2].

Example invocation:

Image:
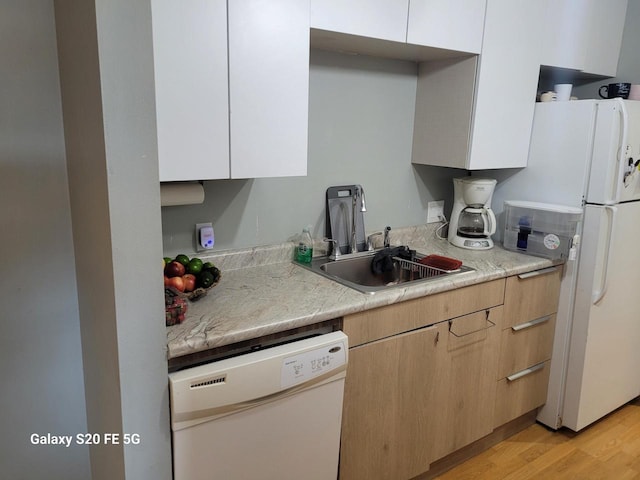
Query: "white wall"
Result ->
[[55, 0, 172, 478], [0, 1, 90, 478], [161, 49, 461, 256]]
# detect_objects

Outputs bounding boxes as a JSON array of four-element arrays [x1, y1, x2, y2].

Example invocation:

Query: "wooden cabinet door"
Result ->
[[407, 0, 486, 54], [310, 0, 409, 42], [430, 307, 502, 461], [339, 322, 448, 480], [152, 0, 230, 181], [228, 0, 309, 178]]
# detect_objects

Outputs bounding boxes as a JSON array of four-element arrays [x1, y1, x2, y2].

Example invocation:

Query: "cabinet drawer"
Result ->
[[494, 361, 551, 427], [498, 314, 556, 379], [503, 267, 562, 328], [343, 279, 505, 347]]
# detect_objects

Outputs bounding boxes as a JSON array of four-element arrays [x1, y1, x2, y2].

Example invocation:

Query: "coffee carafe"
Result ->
[[448, 178, 497, 250]]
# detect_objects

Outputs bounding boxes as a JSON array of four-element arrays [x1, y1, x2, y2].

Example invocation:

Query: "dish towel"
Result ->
[[371, 246, 414, 275]]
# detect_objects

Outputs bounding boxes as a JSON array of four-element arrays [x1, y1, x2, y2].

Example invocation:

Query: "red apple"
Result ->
[[182, 274, 196, 292], [164, 261, 186, 278], [167, 276, 185, 292]]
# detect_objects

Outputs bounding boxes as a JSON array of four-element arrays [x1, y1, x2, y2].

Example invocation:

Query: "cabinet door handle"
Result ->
[[517, 266, 559, 279], [506, 362, 545, 382], [449, 310, 495, 338], [511, 315, 552, 332]]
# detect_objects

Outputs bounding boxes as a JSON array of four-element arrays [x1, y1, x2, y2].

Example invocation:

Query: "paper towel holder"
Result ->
[[160, 181, 205, 207]]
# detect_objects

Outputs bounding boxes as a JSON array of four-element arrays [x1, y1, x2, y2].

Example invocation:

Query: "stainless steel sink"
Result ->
[[296, 249, 474, 294]]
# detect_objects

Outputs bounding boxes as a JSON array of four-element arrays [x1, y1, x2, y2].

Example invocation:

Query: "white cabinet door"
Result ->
[[407, 0, 486, 54], [541, 0, 627, 76], [228, 0, 309, 178], [540, 0, 589, 71], [468, 0, 542, 169], [152, 0, 230, 181], [581, 0, 627, 76], [310, 0, 409, 42]]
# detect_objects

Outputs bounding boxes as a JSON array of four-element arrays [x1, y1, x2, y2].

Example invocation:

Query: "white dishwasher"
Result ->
[[169, 330, 348, 480]]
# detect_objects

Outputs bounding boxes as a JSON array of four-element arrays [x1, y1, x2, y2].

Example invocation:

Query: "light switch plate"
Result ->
[[427, 200, 445, 224], [195, 223, 214, 252]]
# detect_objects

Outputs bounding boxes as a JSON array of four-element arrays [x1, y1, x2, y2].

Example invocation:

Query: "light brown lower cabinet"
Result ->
[[494, 266, 562, 428], [338, 269, 562, 479], [430, 307, 502, 462], [494, 360, 551, 427], [339, 305, 503, 480], [339, 322, 447, 480]]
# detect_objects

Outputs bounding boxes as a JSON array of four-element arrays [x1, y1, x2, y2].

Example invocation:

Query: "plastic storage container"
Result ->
[[503, 201, 582, 260]]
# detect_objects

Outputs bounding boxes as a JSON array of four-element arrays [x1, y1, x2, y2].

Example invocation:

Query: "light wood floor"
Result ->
[[434, 400, 640, 480]]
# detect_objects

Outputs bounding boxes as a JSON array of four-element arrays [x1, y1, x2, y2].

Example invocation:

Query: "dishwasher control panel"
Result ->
[[281, 339, 347, 389]]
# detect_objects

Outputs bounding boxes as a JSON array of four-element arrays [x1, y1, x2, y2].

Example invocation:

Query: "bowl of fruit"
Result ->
[[163, 254, 221, 302]]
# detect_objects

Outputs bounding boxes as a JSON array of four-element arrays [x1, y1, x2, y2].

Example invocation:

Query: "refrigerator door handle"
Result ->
[[592, 205, 617, 304], [609, 103, 629, 205]]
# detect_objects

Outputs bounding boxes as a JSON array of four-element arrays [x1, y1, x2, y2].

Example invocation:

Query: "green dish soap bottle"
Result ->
[[296, 226, 313, 263]]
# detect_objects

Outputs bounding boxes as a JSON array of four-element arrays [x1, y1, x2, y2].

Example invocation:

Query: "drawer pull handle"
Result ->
[[449, 310, 496, 338], [506, 362, 545, 382], [517, 267, 559, 279], [511, 315, 552, 332]]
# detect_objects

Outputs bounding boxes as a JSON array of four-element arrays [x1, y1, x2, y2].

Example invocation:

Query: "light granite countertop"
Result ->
[[166, 225, 560, 360]]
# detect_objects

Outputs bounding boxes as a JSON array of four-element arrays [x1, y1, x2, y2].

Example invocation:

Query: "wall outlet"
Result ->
[[195, 223, 214, 252], [427, 200, 445, 224]]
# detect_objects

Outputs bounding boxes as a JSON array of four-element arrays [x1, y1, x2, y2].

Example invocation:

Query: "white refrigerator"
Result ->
[[488, 98, 640, 431]]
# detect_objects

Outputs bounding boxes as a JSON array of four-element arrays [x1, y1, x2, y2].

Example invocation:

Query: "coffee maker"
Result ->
[[448, 177, 497, 250]]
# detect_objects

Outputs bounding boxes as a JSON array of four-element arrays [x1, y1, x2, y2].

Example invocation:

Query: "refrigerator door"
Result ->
[[587, 99, 640, 204], [561, 202, 640, 431], [619, 101, 640, 202]]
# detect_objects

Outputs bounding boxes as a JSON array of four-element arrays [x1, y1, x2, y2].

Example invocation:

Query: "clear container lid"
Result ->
[[504, 200, 583, 215]]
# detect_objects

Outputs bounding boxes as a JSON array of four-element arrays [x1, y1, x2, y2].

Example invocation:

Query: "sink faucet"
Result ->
[[351, 185, 366, 254], [323, 237, 342, 260], [384, 226, 391, 248]]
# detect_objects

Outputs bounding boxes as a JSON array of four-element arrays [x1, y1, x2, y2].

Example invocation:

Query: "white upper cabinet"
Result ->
[[540, 0, 589, 72], [152, 0, 309, 182], [407, 0, 486, 54], [310, 0, 409, 42], [228, 0, 309, 178], [469, 0, 542, 169], [580, 0, 627, 76], [541, 0, 627, 77], [412, 0, 543, 170], [310, 0, 486, 57], [152, 0, 229, 181]]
